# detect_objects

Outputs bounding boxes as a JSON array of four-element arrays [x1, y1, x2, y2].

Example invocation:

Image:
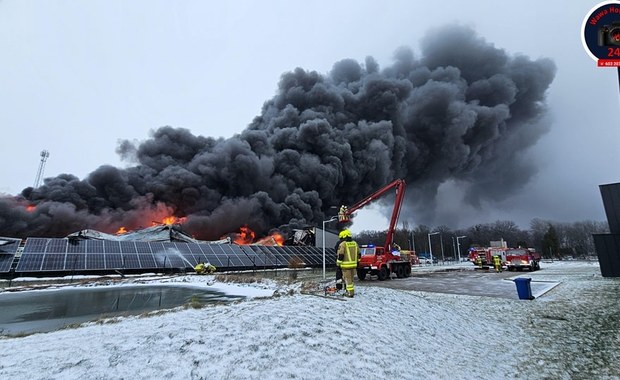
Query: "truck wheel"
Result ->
[[378, 266, 389, 281], [357, 269, 367, 281], [404, 265, 412, 277], [396, 265, 404, 278]]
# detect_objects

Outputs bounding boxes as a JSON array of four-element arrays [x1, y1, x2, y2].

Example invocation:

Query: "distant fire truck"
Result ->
[[505, 248, 541, 271], [468, 246, 541, 271]]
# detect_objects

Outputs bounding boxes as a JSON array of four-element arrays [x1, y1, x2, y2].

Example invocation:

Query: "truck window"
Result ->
[[360, 247, 376, 256]]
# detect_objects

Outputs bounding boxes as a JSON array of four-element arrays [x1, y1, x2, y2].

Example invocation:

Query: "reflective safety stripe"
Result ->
[[339, 241, 359, 269]]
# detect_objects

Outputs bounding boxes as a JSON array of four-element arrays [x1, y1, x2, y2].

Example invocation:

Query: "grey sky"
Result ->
[[0, 1, 618, 233]]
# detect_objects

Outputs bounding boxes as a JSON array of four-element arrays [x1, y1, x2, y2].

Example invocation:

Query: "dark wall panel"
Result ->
[[600, 183, 620, 234], [593, 234, 620, 277]]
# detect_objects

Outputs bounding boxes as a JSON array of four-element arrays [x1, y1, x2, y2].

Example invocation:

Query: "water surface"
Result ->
[[0, 284, 242, 336]]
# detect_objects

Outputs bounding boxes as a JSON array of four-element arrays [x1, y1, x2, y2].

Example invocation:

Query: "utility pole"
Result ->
[[33, 150, 50, 188]]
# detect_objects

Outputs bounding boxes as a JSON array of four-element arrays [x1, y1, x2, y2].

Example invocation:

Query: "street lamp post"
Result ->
[[322, 216, 339, 279], [428, 232, 440, 264], [439, 234, 444, 263], [452, 236, 457, 261], [456, 235, 467, 263]]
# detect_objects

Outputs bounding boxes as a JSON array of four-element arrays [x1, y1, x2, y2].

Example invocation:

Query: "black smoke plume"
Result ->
[[0, 25, 556, 240]]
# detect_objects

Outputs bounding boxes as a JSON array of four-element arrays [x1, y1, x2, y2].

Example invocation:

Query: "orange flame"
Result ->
[[233, 226, 256, 245], [272, 232, 285, 246], [116, 227, 128, 235], [154, 216, 187, 226], [161, 216, 176, 225], [253, 232, 285, 246], [26, 205, 36, 212]]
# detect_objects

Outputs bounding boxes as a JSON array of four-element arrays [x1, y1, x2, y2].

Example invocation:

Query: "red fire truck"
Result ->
[[338, 179, 416, 281], [505, 248, 541, 271], [468, 246, 541, 271]]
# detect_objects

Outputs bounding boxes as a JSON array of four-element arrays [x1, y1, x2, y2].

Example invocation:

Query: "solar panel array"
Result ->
[[14, 238, 336, 274], [0, 237, 21, 273]]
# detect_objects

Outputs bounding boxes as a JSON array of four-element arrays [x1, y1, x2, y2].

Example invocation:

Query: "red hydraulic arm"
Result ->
[[338, 179, 406, 252]]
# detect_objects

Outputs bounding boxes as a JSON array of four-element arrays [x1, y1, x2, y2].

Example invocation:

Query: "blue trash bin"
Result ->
[[514, 277, 535, 300]]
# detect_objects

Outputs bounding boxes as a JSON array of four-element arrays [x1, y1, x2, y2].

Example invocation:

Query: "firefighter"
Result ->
[[493, 255, 502, 273], [194, 262, 206, 274], [194, 262, 216, 274], [338, 205, 348, 222], [475, 255, 483, 269], [205, 263, 217, 274], [334, 234, 345, 290], [337, 229, 360, 298]]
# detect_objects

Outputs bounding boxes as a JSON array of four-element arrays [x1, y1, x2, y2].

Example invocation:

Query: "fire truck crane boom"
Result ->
[[338, 179, 406, 252]]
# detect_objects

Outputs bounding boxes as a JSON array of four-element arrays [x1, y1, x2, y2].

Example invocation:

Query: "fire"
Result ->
[[116, 227, 128, 235], [26, 205, 36, 212], [233, 226, 256, 245], [271, 232, 285, 246], [155, 216, 187, 226], [254, 233, 285, 246], [233, 228, 285, 246]]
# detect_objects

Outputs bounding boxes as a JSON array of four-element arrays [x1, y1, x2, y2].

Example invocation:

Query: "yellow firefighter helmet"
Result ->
[[338, 229, 352, 239]]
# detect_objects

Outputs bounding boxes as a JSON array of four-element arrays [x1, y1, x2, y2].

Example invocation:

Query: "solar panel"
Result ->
[[174, 242, 192, 254], [138, 254, 157, 269], [324, 248, 337, 265], [23, 238, 47, 253], [104, 240, 121, 253], [262, 246, 285, 267], [208, 244, 227, 255], [292, 246, 317, 265], [228, 245, 255, 267], [67, 239, 87, 253], [300, 246, 323, 266], [41, 253, 66, 271], [119, 241, 137, 254], [65, 254, 86, 271], [0, 237, 20, 273], [46, 239, 67, 253], [0, 255, 14, 273], [0, 237, 20, 253], [187, 243, 204, 255], [87, 240, 104, 253], [15, 253, 44, 272], [195, 245, 220, 267], [86, 254, 106, 270], [166, 255, 188, 268], [173, 242, 201, 266], [238, 245, 266, 267], [118, 253, 141, 269], [278, 246, 297, 264], [218, 246, 246, 268], [135, 241, 152, 254], [10, 235, 333, 275], [149, 241, 165, 254], [252, 245, 277, 267]]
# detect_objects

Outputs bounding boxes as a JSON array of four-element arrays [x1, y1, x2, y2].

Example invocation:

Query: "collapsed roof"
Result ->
[[66, 224, 230, 244]]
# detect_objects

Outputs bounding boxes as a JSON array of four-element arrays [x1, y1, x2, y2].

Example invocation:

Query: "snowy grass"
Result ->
[[0, 261, 619, 380]]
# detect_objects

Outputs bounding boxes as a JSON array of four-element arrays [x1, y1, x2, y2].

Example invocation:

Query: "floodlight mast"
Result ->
[[33, 150, 50, 188]]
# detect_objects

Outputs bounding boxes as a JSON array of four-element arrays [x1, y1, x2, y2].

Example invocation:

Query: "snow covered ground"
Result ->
[[1, 261, 619, 380]]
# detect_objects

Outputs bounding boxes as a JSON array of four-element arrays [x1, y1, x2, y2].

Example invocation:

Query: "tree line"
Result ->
[[354, 218, 608, 260]]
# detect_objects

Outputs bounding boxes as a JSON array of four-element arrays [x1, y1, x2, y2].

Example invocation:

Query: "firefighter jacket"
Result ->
[[337, 240, 359, 269]]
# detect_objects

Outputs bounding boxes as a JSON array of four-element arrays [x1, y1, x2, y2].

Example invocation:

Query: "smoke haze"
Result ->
[[0, 25, 556, 240]]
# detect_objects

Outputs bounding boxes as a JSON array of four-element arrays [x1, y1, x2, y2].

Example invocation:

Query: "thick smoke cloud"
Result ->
[[0, 25, 556, 239]]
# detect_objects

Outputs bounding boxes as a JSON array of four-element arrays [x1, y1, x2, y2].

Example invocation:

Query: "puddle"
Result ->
[[0, 284, 243, 336]]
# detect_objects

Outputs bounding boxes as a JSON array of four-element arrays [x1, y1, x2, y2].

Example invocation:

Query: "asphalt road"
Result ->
[[356, 266, 559, 300]]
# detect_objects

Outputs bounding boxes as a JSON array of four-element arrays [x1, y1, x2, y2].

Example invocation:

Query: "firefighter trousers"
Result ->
[[342, 268, 355, 296]]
